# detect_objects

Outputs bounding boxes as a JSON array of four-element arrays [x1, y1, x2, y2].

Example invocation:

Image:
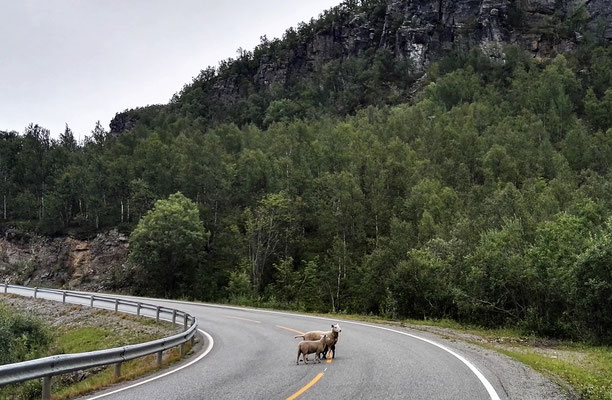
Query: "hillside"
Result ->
[[1, 0, 611, 344], [110, 0, 612, 132]]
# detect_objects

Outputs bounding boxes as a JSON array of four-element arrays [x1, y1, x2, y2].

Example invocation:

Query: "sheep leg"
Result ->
[[331, 344, 336, 358]]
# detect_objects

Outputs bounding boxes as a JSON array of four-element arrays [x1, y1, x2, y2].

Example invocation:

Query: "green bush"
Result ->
[[0, 304, 52, 364]]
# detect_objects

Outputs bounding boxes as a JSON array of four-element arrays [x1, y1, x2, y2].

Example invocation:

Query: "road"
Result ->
[[7, 288, 522, 399]]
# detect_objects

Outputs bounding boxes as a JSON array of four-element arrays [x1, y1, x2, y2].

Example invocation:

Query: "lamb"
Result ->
[[294, 323, 341, 359], [296, 334, 333, 365]]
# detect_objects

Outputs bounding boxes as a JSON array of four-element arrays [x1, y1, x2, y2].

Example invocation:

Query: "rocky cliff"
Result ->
[[0, 229, 128, 290], [110, 0, 612, 134]]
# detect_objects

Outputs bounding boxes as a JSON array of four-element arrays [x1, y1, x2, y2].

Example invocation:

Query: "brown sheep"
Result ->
[[294, 323, 341, 359], [296, 335, 333, 365]]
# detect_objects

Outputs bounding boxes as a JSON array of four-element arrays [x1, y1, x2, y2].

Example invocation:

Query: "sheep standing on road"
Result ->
[[296, 334, 333, 365], [294, 323, 341, 359]]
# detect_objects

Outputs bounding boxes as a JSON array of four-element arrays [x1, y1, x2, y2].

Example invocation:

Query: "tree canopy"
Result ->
[[128, 192, 209, 297]]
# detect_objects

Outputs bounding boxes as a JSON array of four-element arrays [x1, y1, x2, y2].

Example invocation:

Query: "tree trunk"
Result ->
[[3, 194, 6, 220], [120, 200, 124, 223]]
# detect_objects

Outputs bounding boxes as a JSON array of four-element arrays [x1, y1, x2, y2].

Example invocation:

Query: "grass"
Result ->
[[52, 344, 193, 400], [495, 345, 612, 400], [53, 325, 161, 354]]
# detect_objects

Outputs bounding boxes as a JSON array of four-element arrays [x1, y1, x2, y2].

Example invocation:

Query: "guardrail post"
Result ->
[[191, 333, 195, 347], [157, 350, 163, 367], [90, 295, 94, 307], [180, 342, 186, 357], [137, 303, 141, 316], [156, 306, 160, 322], [42, 376, 51, 400], [62, 291, 67, 303], [172, 310, 177, 325], [114, 362, 122, 379], [3, 283, 7, 293], [34, 287, 38, 299], [183, 314, 188, 332], [114, 299, 119, 312]]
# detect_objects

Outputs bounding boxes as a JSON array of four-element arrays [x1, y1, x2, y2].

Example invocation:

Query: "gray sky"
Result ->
[[0, 0, 340, 138]]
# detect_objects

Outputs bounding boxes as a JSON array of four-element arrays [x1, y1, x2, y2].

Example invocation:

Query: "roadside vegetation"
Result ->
[[0, 296, 182, 400]]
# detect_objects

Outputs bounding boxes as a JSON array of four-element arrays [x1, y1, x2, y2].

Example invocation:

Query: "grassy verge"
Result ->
[[495, 345, 611, 400]]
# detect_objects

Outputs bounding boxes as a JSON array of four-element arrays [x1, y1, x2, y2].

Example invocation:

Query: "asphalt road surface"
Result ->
[[6, 288, 563, 400]]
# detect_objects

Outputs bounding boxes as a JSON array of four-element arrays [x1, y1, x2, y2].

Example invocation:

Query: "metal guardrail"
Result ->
[[0, 284, 198, 399]]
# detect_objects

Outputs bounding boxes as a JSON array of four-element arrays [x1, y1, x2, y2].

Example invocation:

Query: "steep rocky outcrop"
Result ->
[[248, 0, 609, 82], [110, 0, 612, 134], [0, 229, 128, 290]]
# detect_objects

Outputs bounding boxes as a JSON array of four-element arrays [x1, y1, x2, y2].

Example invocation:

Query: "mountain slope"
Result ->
[[110, 0, 612, 133]]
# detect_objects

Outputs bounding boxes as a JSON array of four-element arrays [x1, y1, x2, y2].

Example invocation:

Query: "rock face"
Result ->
[[0, 229, 128, 290], [253, 0, 610, 76], [109, 0, 611, 134]]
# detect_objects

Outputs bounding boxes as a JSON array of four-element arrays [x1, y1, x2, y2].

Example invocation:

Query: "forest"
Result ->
[[1, 24, 611, 343]]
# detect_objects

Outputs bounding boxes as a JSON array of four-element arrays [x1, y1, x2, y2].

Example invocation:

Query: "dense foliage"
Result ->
[[2, 40, 611, 342], [128, 192, 209, 297], [0, 305, 50, 398], [0, 304, 51, 365]]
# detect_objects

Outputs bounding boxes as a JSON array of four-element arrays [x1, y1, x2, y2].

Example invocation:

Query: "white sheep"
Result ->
[[296, 334, 333, 365], [294, 323, 341, 359]]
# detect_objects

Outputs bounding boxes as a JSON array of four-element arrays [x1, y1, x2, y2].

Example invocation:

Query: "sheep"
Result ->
[[296, 334, 333, 365], [294, 323, 341, 359]]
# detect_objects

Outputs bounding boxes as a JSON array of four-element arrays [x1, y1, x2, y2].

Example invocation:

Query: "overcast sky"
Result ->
[[0, 0, 340, 138]]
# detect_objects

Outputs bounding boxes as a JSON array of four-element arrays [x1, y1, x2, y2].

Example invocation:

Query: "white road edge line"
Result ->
[[83, 329, 214, 400], [115, 295, 501, 400]]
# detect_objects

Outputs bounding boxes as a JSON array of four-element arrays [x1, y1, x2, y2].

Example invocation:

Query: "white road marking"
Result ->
[[83, 329, 214, 400]]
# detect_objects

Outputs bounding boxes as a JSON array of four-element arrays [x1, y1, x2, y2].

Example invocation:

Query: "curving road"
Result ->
[[7, 288, 560, 399], [80, 295, 505, 400]]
